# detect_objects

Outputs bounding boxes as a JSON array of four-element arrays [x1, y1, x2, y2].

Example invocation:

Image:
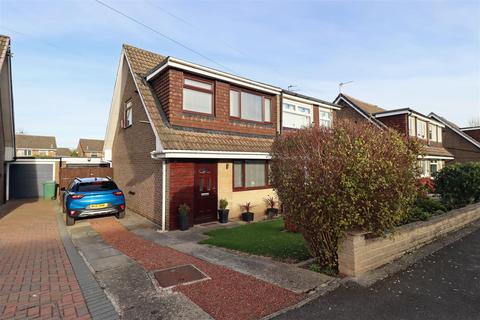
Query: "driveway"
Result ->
[[275, 226, 480, 320], [0, 200, 91, 319]]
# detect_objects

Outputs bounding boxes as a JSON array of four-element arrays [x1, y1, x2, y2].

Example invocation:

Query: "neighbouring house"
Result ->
[[15, 134, 57, 157], [104, 44, 339, 230], [460, 126, 480, 142], [76, 139, 104, 158], [0, 35, 15, 206], [56, 147, 72, 157], [429, 114, 480, 163], [334, 93, 454, 177]]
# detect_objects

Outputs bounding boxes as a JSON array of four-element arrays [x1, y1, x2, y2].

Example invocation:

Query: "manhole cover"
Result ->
[[153, 264, 208, 288]]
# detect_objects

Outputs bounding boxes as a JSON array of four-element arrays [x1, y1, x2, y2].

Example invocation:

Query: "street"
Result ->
[[276, 228, 480, 320]]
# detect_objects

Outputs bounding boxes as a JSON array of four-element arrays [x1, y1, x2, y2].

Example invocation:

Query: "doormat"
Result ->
[[153, 264, 209, 289]]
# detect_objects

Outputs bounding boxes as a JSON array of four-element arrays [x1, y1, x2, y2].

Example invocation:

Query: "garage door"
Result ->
[[9, 163, 54, 198]]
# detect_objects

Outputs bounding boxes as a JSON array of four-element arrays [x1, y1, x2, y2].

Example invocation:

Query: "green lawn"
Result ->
[[199, 219, 311, 262]]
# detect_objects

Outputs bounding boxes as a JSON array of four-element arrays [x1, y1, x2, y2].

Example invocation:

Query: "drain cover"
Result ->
[[154, 264, 208, 288]]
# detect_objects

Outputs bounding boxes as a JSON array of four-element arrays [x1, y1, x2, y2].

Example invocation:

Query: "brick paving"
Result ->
[[0, 200, 91, 320], [90, 217, 303, 320]]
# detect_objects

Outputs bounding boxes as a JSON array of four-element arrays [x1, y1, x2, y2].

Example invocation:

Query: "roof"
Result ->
[[341, 94, 385, 114], [283, 90, 340, 109], [460, 126, 480, 131], [78, 139, 104, 152], [56, 147, 72, 157], [420, 145, 454, 158], [123, 44, 274, 153], [334, 93, 386, 129], [429, 113, 480, 150], [0, 35, 10, 73], [15, 134, 57, 149]]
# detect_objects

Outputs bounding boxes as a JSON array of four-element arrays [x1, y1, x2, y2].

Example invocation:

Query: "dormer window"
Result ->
[[416, 119, 426, 139], [183, 77, 214, 115], [282, 101, 313, 129], [229, 88, 272, 123]]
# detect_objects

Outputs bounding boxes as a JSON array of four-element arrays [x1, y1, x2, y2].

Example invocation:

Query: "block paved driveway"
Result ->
[[0, 200, 90, 320]]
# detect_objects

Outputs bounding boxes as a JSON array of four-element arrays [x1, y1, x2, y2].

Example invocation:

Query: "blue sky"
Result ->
[[1, 0, 479, 148]]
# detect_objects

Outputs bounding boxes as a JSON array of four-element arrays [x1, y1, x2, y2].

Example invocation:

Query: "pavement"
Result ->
[[274, 225, 480, 320], [0, 200, 92, 320]]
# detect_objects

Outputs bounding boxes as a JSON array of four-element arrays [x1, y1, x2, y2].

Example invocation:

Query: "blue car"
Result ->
[[62, 177, 126, 226]]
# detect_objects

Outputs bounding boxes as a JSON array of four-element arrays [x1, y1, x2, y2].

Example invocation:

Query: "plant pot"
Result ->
[[241, 211, 254, 222], [218, 209, 229, 223], [177, 214, 189, 231], [266, 208, 279, 219]]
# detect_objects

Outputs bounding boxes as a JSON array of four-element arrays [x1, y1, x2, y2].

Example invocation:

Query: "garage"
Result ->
[[8, 160, 56, 199]]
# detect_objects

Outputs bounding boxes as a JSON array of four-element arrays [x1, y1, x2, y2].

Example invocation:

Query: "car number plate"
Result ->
[[89, 203, 108, 209]]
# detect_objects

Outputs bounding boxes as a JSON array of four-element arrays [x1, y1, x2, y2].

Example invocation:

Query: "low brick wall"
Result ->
[[338, 203, 480, 277]]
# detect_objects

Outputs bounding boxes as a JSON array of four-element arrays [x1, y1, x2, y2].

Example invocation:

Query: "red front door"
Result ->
[[194, 162, 218, 224]]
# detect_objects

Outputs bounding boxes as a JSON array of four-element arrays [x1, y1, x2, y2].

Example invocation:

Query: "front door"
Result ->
[[194, 162, 218, 224]]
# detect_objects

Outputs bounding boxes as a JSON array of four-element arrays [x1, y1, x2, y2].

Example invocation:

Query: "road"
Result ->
[[275, 228, 480, 320]]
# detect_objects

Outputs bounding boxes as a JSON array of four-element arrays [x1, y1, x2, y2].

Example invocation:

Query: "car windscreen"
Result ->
[[76, 181, 118, 192]]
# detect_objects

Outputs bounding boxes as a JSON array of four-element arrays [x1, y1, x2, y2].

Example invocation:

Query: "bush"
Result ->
[[414, 197, 446, 213], [271, 120, 419, 269], [433, 162, 480, 208]]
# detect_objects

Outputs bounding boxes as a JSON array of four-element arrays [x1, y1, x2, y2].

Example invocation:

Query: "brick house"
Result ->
[[460, 126, 480, 142], [334, 93, 454, 176], [429, 113, 480, 163], [0, 35, 15, 206], [76, 139, 104, 158], [15, 134, 57, 157], [104, 44, 339, 230]]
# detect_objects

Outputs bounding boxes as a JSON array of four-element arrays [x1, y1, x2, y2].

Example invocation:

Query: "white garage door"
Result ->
[[9, 163, 54, 198]]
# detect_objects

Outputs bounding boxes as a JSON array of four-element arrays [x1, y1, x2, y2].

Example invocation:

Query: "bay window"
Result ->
[[230, 89, 272, 123], [183, 77, 214, 114], [233, 160, 270, 190], [282, 102, 312, 129]]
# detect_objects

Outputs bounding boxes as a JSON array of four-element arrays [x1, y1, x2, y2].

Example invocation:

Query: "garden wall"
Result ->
[[338, 203, 480, 277]]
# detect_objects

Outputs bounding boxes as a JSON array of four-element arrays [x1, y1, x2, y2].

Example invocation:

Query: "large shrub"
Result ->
[[433, 162, 480, 208], [270, 120, 419, 269]]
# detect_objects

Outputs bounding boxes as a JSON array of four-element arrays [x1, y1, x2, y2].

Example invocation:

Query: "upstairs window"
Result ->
[[428, 124, 437, 142], [416, 119, 426, 139], [124, 101, 133, 128], [408, 116, 416, 136], [319, 110, 333, 128], [437, 127, 443, 143], [282, 102, 312, 129], [229, 89, 272, 123], [183, 77, 214, 114]]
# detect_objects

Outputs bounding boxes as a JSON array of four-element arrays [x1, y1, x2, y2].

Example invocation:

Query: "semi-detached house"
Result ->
[[104, 44, 339, 231]]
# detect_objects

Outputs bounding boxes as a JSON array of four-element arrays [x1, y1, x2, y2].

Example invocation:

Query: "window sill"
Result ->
[[233, 186, 272, 192], [229, 118, 274, 126], [182, 111, 215, 119]]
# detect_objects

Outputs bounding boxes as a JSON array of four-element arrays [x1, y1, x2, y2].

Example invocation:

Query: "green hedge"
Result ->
[[433, 162, 480, 208]]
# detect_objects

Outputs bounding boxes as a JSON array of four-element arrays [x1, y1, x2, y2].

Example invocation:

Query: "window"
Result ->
[[183, 77, 213, 114], [233, 160, 270, 190], [229, 89, 272, 122], [409, 116, 416, 137], [437, 127, 443, 143], [23, 149, 32, 156], [319, 111, 333, 128], [76, 181, 118, 192], [125, 101, 133, 127], [428, 124, 437, 142], [282, 102, 313, 129], [416, 119, 426, 139], [430, 161, 438, 174]]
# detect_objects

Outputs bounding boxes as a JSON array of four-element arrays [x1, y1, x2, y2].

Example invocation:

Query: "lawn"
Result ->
[[199, 219, 311, 262]]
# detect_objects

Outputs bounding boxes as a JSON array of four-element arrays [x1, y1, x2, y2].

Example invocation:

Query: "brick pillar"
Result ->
[[338, 230, 368, 277]]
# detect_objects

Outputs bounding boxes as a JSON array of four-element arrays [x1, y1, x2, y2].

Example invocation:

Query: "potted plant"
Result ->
[[240, 202, 255, 222], [264, 196, 279, 219], [218, 199, 229, 223], [177, 203, 190, 231]]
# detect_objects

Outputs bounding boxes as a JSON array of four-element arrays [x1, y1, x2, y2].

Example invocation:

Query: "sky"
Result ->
[[0, 0, 479, 148]]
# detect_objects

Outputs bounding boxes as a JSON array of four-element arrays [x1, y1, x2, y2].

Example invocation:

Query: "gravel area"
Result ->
[[90, 217, 303, 320]]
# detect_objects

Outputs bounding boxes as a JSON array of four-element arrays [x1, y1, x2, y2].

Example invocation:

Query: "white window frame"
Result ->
[[437, 126, 442, 143], [282, 99, 313, 129], [319, 109, 333, 128], [409, 116, 416, 137], [428, 123, 437, 142], [23, 149, 32, 156], [416, 119, 427, 139], [125, 101, 133, 128]]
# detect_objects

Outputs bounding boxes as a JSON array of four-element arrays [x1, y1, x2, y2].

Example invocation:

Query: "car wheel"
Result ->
[[116, 211, 125, 219], [66, 215, 75, 226]]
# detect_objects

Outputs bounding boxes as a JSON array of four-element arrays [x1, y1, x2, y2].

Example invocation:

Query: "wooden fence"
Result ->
[[59, 167, 114, 191]]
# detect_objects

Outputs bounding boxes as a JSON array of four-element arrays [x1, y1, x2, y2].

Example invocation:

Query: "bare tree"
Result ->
[[468, 116, 480, 127]]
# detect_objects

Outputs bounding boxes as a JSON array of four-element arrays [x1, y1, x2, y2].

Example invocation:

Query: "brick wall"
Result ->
[[338, 203, 480, 277], [112, 71, 164, 225], [335, 100, 371, 124], [377, 114, 408, 136], [442, 126, 480, 162], [150, 68, 277, 136], [168, 160, 195, 230], [463, 129, 480, 142]]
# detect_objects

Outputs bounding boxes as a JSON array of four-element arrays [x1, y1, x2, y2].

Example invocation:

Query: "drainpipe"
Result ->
[[161, 160, 166, 231]]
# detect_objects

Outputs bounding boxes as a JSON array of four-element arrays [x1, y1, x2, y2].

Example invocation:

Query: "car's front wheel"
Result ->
[[66, 215, 75, 226], [116, 211, 125, 219]]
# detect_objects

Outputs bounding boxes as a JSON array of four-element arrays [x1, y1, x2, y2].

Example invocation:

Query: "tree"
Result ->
[[270, 120, 419, 270], [467, 116, 480, 127]]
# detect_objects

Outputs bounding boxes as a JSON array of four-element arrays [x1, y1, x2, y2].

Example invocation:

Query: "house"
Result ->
[[460, 126, 480, 142], [15, 134, 57, 157], [56, 147, 72, 157], [76, 139, 104, 158], [429, 114, 480, 163], [0, 35, 15, 206], [334, 93, 454, 177], [104, 44, 339, 230]]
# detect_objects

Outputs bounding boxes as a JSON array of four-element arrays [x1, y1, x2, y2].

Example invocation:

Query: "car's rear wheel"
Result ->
[[116, 211, 125, 219], [66, 215, 75, 226]]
